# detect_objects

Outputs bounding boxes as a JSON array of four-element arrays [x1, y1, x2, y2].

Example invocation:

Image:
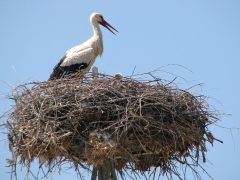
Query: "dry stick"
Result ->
[[4, 72, 221, 180], [130, 66, 137, 79]]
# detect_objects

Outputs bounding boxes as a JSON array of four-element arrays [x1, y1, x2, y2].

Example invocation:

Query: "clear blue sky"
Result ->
[[1, 1, 240, 180]]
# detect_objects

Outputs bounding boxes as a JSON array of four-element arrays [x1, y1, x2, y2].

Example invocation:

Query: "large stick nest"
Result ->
[[5, 72, 220, 179]]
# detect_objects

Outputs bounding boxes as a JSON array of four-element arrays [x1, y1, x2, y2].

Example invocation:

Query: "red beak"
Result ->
[[100, 20, 118, 35]]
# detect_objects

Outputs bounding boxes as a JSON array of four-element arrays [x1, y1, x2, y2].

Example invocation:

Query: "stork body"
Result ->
[[49, 13, 118, 80]]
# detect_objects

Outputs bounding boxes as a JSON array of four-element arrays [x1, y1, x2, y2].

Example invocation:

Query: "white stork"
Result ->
[[92, 66, 99, 79], [49, 13, 118, 80], [114, 73, 123, 80]]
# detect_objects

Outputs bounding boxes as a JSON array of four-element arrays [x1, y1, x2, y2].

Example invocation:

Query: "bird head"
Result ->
[[90, 13, 118, 35], [115, 73, 123, 80]]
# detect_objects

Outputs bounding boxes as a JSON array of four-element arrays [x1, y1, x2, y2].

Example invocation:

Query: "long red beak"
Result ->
[[101, 20, 118, 35]]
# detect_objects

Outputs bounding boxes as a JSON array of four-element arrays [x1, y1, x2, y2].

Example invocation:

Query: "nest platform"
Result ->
[[5, 72, 221, 179]]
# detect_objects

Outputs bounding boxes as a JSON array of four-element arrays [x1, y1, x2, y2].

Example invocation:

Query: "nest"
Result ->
[[5, 72, 221, 179]]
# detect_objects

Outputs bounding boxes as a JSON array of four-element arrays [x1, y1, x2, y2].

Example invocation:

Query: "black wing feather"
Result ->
[[48, 55, 89, 80], [48, 55, 66, 80]]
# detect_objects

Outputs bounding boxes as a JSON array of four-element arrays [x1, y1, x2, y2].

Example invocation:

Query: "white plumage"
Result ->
[[49, 13, 118, 80], [92, 66, 99, 79]]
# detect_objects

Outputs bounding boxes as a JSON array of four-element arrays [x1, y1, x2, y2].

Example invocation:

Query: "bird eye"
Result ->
[[99, 15, 103, 19]]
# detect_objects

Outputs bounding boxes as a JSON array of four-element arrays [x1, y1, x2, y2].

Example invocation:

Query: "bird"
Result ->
[[92, 66, 99, 79], [49, 13, 118, 80], [206, 131, 223, 146], [114, 73, 123, 80], [206, 132, 214, 146]]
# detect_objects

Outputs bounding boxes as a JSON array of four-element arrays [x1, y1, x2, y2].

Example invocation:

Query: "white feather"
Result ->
[[60, 47, 94, 67], [49, 13, 117, 80]]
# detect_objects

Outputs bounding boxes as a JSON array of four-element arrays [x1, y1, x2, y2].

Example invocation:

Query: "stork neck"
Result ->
[[90, 20, 103, 56], [92, 22, 102, 37]]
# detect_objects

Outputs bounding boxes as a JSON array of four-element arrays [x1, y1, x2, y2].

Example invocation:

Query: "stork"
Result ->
[[49, 13, 118, 80], [92, 66, 99, 79], [114, 73, 123, 80]]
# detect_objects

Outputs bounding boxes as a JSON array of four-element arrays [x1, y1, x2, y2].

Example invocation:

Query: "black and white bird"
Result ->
[[49, 13, 118, 80]]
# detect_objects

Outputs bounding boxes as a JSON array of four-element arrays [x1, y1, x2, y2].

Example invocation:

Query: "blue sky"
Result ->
[[1, 1, 240, 180]]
